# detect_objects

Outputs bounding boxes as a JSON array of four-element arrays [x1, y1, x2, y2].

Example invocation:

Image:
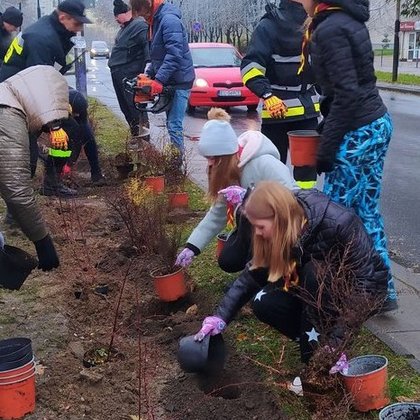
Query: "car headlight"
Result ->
[[105, 49, 109, 53], [91, 49, 96, 53], [195, 78, 208, 88]]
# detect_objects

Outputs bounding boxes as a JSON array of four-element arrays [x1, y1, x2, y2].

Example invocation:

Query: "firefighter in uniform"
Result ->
[[241, 0, 319, 189]]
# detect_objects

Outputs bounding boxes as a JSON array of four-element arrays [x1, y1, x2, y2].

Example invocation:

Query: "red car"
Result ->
[[188, 42, 259, 113]]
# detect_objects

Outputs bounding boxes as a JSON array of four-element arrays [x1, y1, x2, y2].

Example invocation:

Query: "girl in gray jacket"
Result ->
[[176, 108, 296, 268]]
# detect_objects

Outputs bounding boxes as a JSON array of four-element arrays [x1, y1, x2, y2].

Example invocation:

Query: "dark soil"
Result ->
[[0, 167, 288, 420]]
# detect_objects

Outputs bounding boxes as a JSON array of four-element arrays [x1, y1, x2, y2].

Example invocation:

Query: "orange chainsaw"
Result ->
[[124, 74, 174, 114]]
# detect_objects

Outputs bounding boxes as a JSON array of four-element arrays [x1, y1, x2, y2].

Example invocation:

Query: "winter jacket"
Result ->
[[241, 0, 319, 124], [147, 3, 195, 89], [0, 11, 75, 82], [0, 66, 69, 242], [186, 133, 297, 252], [0, 25, 13, 64], [309, 0, 387, 165], [215, 189, 388, 341], [108, 17, 149, 73]]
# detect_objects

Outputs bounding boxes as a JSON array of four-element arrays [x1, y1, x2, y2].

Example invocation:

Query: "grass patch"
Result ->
[[88, 97, 129, 156], [376, 70, 420, 86]]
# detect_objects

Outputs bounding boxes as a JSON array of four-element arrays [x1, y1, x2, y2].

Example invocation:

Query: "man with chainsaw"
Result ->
[[0, 7, 23, 65], [109, 0, 150, 139], [241, 0, 320, 189], [129, 0, 195, 154], [0, 66, 70, 271]]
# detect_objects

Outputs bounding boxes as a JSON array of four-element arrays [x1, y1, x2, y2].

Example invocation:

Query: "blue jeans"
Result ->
[[166, 89, 190, 153]]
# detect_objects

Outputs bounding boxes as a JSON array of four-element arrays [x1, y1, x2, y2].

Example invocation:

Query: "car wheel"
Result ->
[[187, 104, 196, 114], [90, 55, 94, 59], [247, 105, 258, 112]]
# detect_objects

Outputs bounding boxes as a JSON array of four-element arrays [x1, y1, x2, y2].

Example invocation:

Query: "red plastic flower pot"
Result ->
[[341, 355, 390, 412], [287, 130, 320, 167], [152, 267, 187, 302], [216, 233, 228, 259], [168, 192, 189, 209], [144, 176, 165, 193]]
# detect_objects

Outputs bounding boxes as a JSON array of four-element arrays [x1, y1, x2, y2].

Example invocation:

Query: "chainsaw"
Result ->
[[124, 74, 174, 114]]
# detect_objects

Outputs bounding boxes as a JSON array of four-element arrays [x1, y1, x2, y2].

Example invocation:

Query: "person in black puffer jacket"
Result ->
[[194, 181, 388, 364], [295, 0, 397, 312]]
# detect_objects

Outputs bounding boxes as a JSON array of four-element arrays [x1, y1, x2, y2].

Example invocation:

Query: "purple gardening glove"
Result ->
[[329, 351, 349, 375], [175, 248, 195, 268], [194, 316, 226, 342], [218, 186, 247, 206]]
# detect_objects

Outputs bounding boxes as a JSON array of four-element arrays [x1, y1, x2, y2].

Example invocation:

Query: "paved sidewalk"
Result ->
[[76, 71, 420, 375]]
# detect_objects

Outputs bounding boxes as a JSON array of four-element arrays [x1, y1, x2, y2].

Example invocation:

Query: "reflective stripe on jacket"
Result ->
[[240, 0, 320, 124]]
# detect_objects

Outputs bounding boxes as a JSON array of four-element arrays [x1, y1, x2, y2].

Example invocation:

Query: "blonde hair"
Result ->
[[206, 107, 241, 202], [245, 181, 305, 282]]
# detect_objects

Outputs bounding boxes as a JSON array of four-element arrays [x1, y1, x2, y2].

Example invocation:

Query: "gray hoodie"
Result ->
[[187, 131, 297, 251]]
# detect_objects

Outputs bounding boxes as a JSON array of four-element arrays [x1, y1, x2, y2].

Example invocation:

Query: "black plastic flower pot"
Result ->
[[0, 338, 32, 363], [94, 283, 109, 295], [0, 245, 38, 291], [0, 351, 33, 372], [115, 164, 134, 180]]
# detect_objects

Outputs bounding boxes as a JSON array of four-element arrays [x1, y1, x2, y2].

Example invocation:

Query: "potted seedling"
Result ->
[[164, 144, 190, 209], [151, 225, 187, 302], [82, 346, 109, 368], [114, 152, 134, 180], [136, 143, 166, 193]]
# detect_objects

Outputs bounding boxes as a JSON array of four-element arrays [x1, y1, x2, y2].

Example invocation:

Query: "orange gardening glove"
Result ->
[[263, 94, 288, 118], [49, 128, 69, 150]]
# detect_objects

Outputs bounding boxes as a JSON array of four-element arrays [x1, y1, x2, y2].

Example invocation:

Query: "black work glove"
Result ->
[[316, 158, 335, 175], [34, 235, 60, 271]]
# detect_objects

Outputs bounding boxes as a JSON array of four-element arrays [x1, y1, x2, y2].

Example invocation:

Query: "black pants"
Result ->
[[68, 88, 102, 177], [111, 66, 149, 136], [261, 118, 318, 188], [251, 263, 322, 363]]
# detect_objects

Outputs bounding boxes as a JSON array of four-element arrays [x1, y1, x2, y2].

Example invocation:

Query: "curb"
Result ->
[[377, 83, 420, 96]]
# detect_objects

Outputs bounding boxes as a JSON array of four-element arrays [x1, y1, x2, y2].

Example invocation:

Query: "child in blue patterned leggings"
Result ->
[[295, 0, 398, 311]]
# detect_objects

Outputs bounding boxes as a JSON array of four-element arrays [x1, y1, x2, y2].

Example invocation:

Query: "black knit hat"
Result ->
[[113, 0, 129, 16], [1, 6, 23, 28]]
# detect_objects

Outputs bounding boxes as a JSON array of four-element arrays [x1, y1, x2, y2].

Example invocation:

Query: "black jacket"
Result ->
[[108, 17, 149, 73], [0, 11, 75, 82], [215, 189, 388, 338], [241, 0, 319, 124], [309, 0, 387, 164], [0, 25, 13, 64]]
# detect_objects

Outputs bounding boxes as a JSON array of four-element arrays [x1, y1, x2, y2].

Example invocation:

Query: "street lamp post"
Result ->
[[37, 0, 42, 19], [392, 0, 401, 83]]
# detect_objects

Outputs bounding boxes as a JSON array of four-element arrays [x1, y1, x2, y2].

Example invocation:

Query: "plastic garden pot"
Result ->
[[144, 175, 165, 193], [152, 267, 188, 302], [341, 355, 389, 412], [0, 245, 38, 291], [0, 353, 34, 373], [216, 233, 228, 259], [0, 368, 35, 419], [115, 163, 134, 180], [379, 402, 420, 419], [177, 334, 226, 374], [168, 192, 189, 209], [0, 338, 32, 363], [287, 130, 320, 167]]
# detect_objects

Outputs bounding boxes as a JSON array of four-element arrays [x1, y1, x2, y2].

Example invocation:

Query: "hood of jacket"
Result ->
[[0, 65, 69, 132], [154, 2, 181, 22], [237, 131, 281, 168], [261, 0, 307, 25], [323, 0, 369, 22]]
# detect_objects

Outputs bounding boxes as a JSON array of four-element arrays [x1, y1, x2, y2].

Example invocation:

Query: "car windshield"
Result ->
[[92, 42, 107, 49], [191, 47, 242, 68]]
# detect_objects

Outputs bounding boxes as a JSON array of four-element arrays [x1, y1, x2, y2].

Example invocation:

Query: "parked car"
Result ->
[[188, 42, 259, 113], [90, 41, 110, 59]]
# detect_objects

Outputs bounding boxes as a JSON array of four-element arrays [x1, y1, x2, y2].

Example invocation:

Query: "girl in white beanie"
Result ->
[[176, 107, 297, 270]]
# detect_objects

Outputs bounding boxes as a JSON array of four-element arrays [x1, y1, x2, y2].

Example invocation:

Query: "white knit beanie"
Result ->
[[198, 108, 239, 157]]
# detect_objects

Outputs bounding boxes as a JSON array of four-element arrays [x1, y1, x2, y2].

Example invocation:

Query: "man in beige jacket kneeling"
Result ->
[[0, 65, 70, 271]]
